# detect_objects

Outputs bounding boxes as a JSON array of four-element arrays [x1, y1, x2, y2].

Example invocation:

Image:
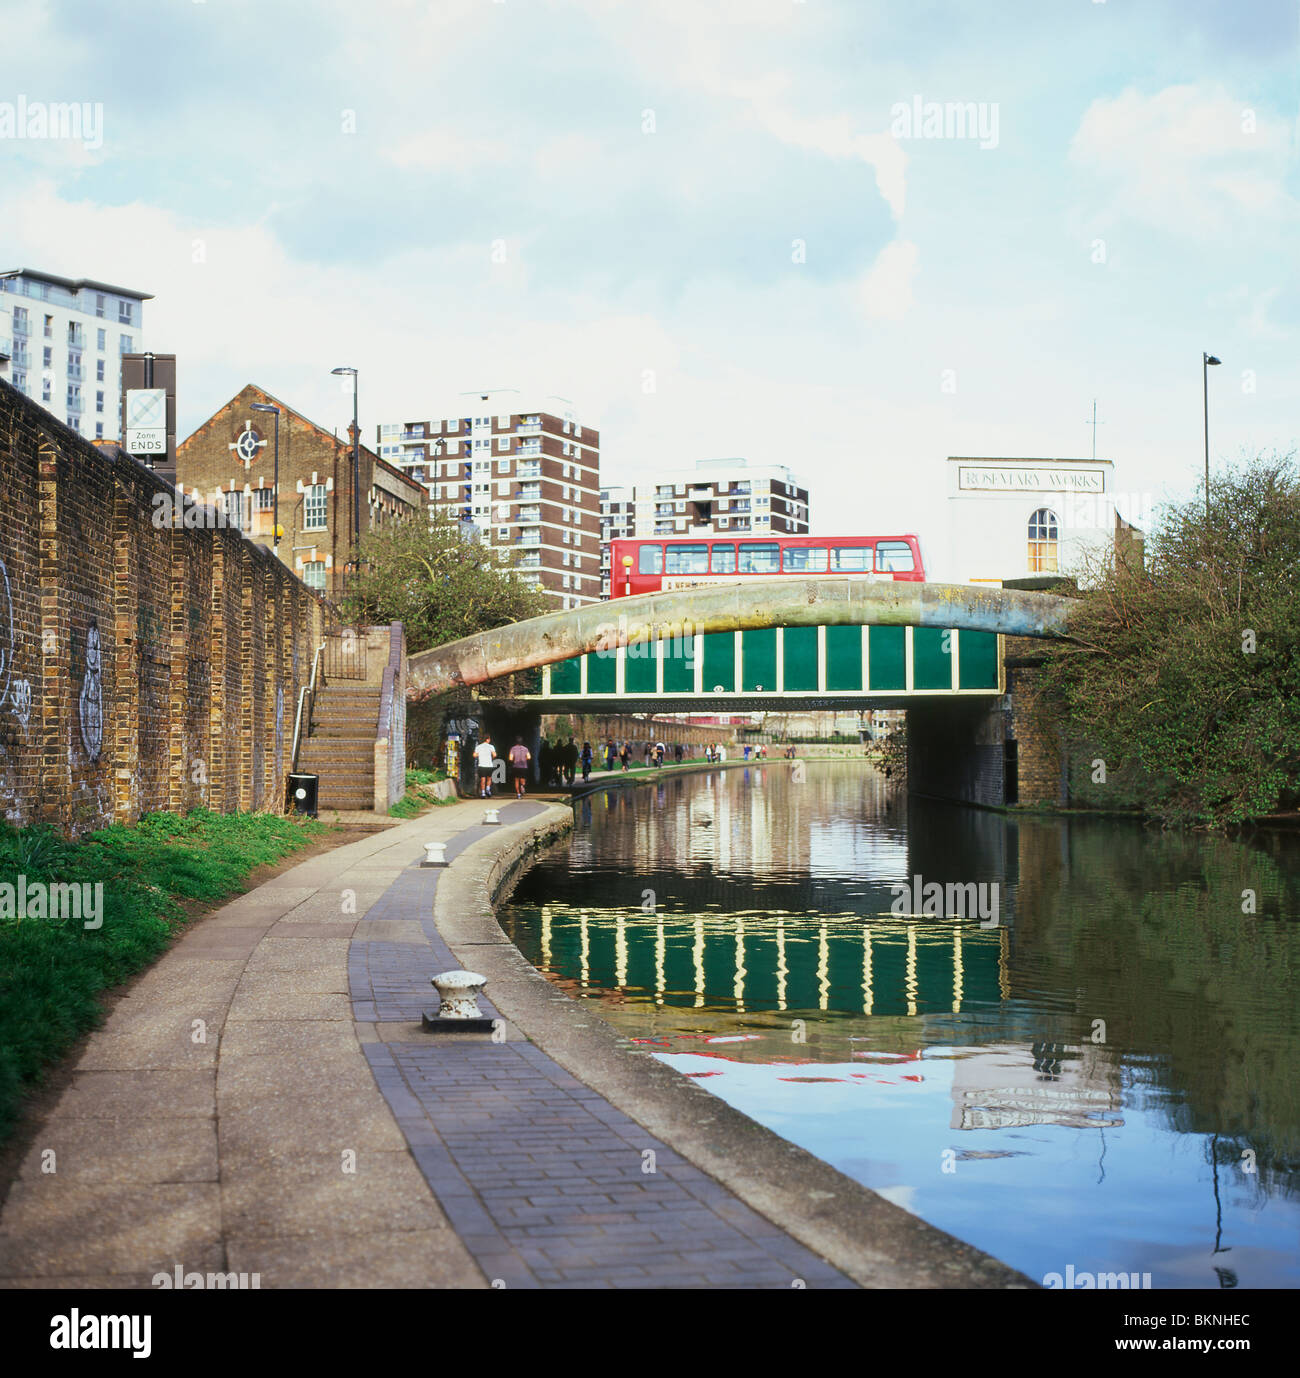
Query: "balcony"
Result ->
[[688, 487, 712, 500], [517, 422, 541, 436], [401, 428, 425, 440], [12, 318, 29, 337]]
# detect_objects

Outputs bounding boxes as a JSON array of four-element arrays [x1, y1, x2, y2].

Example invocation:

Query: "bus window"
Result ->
[[876, 541, 916, 572], [783, 546, 828, 573], [738, 542, 780, 574], [638, 544, 664, 575], [711, 544, 737, 574], [665, 543, 709, 574], [829, 546, 872, 572]]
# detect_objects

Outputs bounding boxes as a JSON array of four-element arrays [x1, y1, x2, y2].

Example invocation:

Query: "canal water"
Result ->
[[500, 761, 1300, 1289]]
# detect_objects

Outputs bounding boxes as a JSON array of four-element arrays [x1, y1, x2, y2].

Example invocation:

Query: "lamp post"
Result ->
[[249, 402, 281, 552], [1202, 352, 1221, 520], [330, 366, 360, 571]]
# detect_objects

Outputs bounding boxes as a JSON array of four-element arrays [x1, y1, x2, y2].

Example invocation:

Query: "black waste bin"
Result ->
[[288, 773, 318, 817]]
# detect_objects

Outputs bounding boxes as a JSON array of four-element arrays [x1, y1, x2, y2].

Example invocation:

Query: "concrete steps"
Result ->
[[302, 679, 383, 810]]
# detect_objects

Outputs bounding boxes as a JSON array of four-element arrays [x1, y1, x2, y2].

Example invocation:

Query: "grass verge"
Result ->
[[0, 808, 326, 1143], [389, 767, 456, 818]]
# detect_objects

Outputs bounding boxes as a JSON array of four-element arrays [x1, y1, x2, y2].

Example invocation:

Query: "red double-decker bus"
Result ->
[[607, 534, 925, 599]]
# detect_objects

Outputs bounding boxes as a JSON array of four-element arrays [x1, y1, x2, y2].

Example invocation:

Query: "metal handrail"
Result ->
[[290, 640, 326, 775]]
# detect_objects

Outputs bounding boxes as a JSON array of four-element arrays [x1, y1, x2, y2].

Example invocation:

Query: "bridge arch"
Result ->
[[408, 578, 1076, 698]]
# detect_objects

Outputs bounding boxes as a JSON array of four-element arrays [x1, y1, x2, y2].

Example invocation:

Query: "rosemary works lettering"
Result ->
[[50, 1311, 151, 1358]]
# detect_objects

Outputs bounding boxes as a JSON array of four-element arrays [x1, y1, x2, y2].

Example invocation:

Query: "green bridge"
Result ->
[[528, 625, 1002, 710]]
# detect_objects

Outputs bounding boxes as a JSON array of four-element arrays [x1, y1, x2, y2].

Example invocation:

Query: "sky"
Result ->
[[3, 0, 1298, 549]]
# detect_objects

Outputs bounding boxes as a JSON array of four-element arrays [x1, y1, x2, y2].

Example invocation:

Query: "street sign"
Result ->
[[125, 387, 167, 455]]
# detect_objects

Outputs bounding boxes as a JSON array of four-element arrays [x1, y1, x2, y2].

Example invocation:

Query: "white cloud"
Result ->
[[1069, 84, 1294, 237], [856, 238, 919, 321]]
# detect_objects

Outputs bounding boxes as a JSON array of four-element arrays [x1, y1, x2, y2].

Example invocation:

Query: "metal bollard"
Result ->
[[421, 840, 448, 867], [422, 969, 494, 1033]]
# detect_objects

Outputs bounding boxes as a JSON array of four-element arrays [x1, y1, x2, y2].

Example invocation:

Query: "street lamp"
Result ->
[[1203, 352, 1221, 520], [249, 402, 281, 550], [330, 366, 360, 565]]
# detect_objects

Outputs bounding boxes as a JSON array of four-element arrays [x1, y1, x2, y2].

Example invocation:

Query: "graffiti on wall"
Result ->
[[79, 622, 103, 761]]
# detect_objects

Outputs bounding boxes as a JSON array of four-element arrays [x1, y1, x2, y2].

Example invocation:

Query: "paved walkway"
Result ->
[[348, 801, 848, 1288], [0, 796, 851, 1289]]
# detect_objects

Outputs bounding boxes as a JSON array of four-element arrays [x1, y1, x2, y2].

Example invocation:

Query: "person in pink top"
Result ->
[[508, 736, 532, 798]]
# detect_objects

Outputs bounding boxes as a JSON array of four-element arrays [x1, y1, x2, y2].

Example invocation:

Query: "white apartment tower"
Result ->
[[0, 268, 150, 441], [377, 390, 601, 607]]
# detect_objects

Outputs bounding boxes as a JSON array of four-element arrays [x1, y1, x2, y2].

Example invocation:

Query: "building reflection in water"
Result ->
[[502, 761, 1300, 1288]]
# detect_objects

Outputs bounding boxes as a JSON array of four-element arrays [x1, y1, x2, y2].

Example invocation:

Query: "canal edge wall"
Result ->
[[433, 800, 1036, 1290]]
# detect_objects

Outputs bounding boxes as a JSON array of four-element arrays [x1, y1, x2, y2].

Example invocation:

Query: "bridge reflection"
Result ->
[[528, 905, 1009, 1020]]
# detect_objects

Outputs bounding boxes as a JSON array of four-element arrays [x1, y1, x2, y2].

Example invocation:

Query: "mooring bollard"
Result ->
[[422, 969, 494, 1032], [483, 807, 501, 825], [421, 840, 448, 867]]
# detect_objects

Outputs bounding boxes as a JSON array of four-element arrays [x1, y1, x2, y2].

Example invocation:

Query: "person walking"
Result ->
[[620, 742, 631, 772], [674, 742, 683, 764], [474, 734, 497, 798], [581, 741, 593, 782], [538, 737, 552, 789], [605, 740, 616, 771], [508, 736, 531, 798], [564, 736, 578, 786]]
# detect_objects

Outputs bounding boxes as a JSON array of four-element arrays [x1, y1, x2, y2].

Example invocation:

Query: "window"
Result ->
[[95, 390, 104, 413], [665, 543, 709, 575], [498, 526, 509, 539], [783, 546, 828, 572], [709, 544, 737, 574], [118, 300, 133, 324], [253, 488, 273, 511], [96, 328, 106, 351], [223, 491, 247, 531], [829, 545, 873, 572], [41, 378, 52, 402], [304, 484, 327, 530], [738, 542, 779, 573], [94, 422, 103, 439], [496, 437, 508, 452], [876, 541, 916, 572], [96, 360, 105, 382], [638, 544, 664, 575], [43, 346, 52, 367], [119, 334, 133, 353], [95, 294, 105, 318], [1027, 509, 1058, 572], [43, 315, 52, 337], [302, 561, 326, 590]]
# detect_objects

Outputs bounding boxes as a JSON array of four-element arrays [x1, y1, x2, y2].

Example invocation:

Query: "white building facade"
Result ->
[[0, 268, 150, 441], [942, 456, 1141, 585]]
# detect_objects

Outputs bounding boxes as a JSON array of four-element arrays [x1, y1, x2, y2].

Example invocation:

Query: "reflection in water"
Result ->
[[501, 762, 1300, 1288]]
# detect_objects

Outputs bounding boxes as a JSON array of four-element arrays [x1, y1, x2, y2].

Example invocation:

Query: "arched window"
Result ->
[[1027, 508, 1059, 572]]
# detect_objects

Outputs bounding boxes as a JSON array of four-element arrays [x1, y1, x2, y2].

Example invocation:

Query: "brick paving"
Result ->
[[351, 800, 854, 1289]]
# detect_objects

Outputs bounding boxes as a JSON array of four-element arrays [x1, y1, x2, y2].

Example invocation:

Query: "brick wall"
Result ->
[[0, 378, 328, 835]]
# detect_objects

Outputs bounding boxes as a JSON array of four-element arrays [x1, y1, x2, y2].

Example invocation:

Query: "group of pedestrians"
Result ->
[[740, 743, 770, 762], [471, 733, 746, 798], [539, 736, 586, 786]]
